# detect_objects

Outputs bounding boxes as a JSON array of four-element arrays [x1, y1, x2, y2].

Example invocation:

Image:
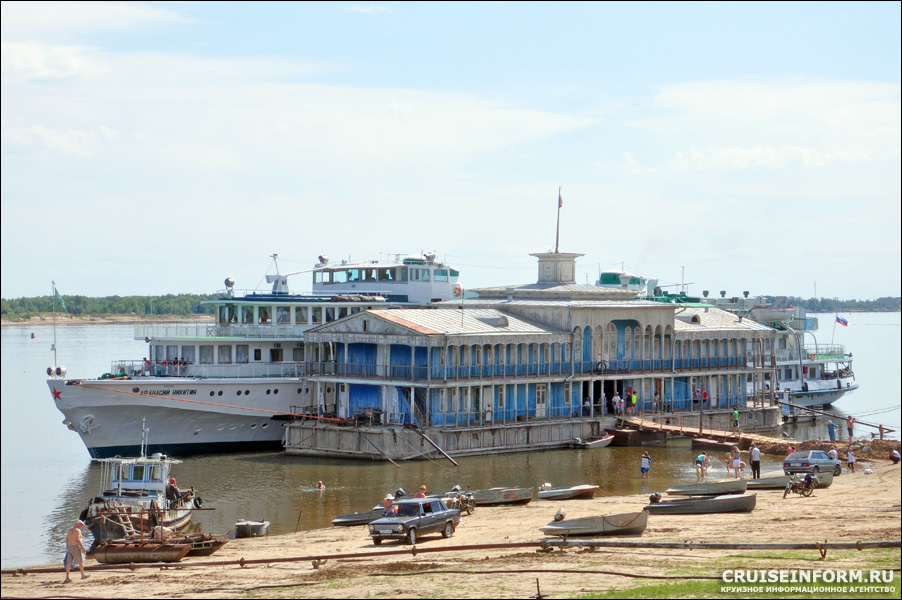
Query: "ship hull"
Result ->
[[49, 377, 297, 457]]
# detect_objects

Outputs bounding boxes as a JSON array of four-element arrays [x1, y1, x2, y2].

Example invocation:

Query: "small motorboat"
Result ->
[[93, 540, 192, 564], [537, 484, 599, 501], [470, 487, 534, 506], [331, 506, 386, 527], [569, 435, 614, 449], [665, 478, 747, 496], [540, 510, 648, 538], [645, 493, 756, 515], [235, 519, 270, 538]]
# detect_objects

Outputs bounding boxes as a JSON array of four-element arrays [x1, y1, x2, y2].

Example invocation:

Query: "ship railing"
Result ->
[[111, 360, 307, 379], [135, 322, 312, 341]]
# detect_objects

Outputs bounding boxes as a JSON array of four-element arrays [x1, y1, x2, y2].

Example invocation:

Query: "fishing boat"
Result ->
[[540, 511, 648, 538], [80, 426, 200, 547], [235, 519, 270, 538], [645, 493, 756, 514], [537, 484, 599, 501], [569, 435, 614, 449], [665, 479, 747, 496], [93, 539, 192, 564], [47, 253, 465, 458], [471, 487, 534, 506], [747, 471, 833, 490], [331, 506, 386, 527]]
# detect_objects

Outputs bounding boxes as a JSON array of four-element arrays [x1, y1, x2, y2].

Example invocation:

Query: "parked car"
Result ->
[[783, 450, 842, 476], [367, 498, 460, 545]]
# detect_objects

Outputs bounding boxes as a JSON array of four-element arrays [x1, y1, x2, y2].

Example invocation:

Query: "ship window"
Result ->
[[218, 345, 232, 363], [241, 306, 253, 323], [200, 345, 214, 364], [132, 465, 145, 482], [449, 269, 459, 279], [325, 307, 336, 322], [167, 345, 179, 361], [338, 307, 347, 319], [148, 465, 161, 481], [181, 346, 195, 364], [292, 346, 305, 361], [397, 267, 408, 282], [434, 269, 448, 282], [254, 349, 262, 361], [258, 308, 271, 324], [411, 268, 430, 281], [277, 307, 290, 323], [312, 307, 323, 323], [363, 268, 377, 281], [378, 268, 394, 282], [236, 345, 249, 363], [295, 306, 308, 324], [337, 269, 352, 283]]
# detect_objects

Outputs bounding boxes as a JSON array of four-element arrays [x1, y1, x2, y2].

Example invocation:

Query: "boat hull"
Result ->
[[49, 377, 293, 458], [538, 485, 599, 500], [665, 479, 748, 496], [472, 487, 534, 506], [645, 493, 756, 515], [540, 511, 648, 537], [570, 435, 614, 449], [93, 541, 191, 564], [331, 507, 386, 527], [747, 471, 833, 489], [236, 520, 270, 538]]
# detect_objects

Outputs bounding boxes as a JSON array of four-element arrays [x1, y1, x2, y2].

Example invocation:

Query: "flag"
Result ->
[[558, 187, 563, 209], [54, 286, 67, 313], [836, 316, 848, 326]]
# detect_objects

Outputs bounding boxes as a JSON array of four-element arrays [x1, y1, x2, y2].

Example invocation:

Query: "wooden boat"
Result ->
[[235, 519, 270, 538], [331, 506, 386, 527], [645, 493, 756, 515], [181, 533, 228, 557], [93, 540, 192, 564], [538, 484, 599, 501], [569, 435, 614, 449], [540, 511, 648, 538], [471, 487, 534, 506], [665, 478, 747, 496], [747, 471, 833, 490]]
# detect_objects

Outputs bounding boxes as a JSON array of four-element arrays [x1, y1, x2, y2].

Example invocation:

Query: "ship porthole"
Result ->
[[194, 427, 201, 435], [217, 425, 225, 431], [245, 390, 250, 395], [209, 391, 215, 397], [250, 424, 257, 429], [261, 423, 268, 428], [266, 389, 271, 395], [228, 424, 237, 430], [218, 391, 223, 396], [274, 389, 279, 394], [236, 390, 241, 396]]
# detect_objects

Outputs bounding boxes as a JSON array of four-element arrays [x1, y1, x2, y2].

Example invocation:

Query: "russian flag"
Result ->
[[836, 316, 848, 326]]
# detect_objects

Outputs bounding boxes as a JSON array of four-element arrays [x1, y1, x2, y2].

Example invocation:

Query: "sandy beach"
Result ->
[[3, 455, 899, 598]]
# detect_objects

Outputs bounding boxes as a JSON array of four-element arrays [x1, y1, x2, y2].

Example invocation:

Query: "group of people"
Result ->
[[612, 391, 639, 416]]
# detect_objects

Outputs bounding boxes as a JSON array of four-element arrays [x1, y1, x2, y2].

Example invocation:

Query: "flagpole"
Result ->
[[52, 281, 58, 368], [831, 314, 837, 345], [554, 186, 562, 253]]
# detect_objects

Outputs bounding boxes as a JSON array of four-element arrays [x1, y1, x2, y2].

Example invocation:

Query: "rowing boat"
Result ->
[[665, 478, 747, 496], [540, 511, 648, 538], [645, 493, 756, 515]]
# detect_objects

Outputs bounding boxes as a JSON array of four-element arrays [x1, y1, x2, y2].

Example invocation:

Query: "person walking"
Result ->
[[847, 415, 855, 440], [827, 420, 837, 442], [64, 520, 88, 583], [847, 449, 856, 473], [640, 451, 652, 479]]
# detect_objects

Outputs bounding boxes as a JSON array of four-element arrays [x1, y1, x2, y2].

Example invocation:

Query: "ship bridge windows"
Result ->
[[295, 306, 309, 324], [132, 464, 144, 482], [181, 346, 195, 364], [411, 268, 430, 281], [241, 306, 253, 324], [434, 269, 448, 282], [258, 308, 271, 324], [277, 307, 290, 323], [147, 464, 161, 482]]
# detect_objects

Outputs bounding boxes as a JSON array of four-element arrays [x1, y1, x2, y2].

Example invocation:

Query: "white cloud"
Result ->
[[0, 1, 189, 40]]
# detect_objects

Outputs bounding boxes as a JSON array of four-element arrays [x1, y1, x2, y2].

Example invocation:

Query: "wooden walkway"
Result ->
[[619, 415, 792, 448]]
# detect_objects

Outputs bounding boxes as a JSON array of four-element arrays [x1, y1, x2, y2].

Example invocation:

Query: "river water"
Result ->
[[1, 313, 898, 568]]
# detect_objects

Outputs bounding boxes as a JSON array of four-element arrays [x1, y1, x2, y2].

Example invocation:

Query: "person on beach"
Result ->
[[891, 449, 900, 465], [640, 451, 652, 479], [414, 485, 427, 498], [731, 446, 742, 479], [847, 449, 856, 473], [64, 520, 88, 583], [827, 420, 837, 442], [786, 445, 795, 456], [847, 415, 855, 440], [749, 443, 761, 479], [731, 408, 740, 434], [829, 446, 839, 461]]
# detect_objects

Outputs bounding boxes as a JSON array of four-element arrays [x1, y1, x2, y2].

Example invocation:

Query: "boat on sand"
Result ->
[[540, 511, 648, 538], [665, 479, 747, 496], [645, 493, 756, 515], [537, 484, 599, 501], [471, 487, 533, 506]]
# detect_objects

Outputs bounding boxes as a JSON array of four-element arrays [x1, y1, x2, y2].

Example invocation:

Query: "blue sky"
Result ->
[[2, 1, 899, 300]]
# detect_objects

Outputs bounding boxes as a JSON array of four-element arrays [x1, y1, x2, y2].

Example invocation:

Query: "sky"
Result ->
[[2, 1, 900, 301]]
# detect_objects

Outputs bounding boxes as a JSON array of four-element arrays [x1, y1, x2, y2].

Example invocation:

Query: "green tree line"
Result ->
[[785, 296, 900, 312], [1, 294, 218, 321]]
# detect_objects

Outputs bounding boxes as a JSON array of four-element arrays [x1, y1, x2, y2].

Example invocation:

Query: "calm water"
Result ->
[[2, 313, 898, 568]]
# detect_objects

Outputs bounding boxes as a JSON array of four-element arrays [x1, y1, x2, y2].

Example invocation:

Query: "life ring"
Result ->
[[453, 284, 463, 297]]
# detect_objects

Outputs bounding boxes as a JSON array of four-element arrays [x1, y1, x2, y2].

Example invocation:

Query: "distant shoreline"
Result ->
[[1, 314, 215, 327]]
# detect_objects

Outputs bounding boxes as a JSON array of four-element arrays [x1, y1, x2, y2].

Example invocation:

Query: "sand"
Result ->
[[3, 456, 899, 598]]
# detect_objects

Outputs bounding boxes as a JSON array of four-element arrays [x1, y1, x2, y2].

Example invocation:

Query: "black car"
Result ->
[[367, 498, 460, 545]]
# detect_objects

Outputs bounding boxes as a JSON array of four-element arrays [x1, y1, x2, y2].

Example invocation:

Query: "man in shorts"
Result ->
[[640, 451, 652, 479], [64, 520, 88, 583]]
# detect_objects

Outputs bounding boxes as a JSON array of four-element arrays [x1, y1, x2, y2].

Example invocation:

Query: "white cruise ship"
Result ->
[[48, 253, 463, 458]]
